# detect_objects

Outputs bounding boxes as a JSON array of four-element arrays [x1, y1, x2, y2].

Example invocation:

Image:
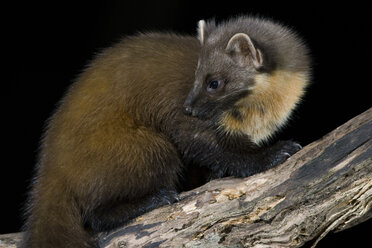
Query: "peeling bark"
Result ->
[[1, 108, 371, 248]]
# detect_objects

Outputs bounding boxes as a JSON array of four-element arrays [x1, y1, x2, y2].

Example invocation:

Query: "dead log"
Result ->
[[98, 107, 372, 248], [1, 108, 371, 248]]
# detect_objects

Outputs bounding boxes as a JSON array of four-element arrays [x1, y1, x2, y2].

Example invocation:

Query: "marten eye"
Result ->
[[207, 79, 222, 92]]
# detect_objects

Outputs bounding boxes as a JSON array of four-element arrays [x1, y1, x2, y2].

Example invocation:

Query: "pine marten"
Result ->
[[21, 16, 311, 248]]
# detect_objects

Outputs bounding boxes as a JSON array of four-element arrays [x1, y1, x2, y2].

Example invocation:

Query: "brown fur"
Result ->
[[22, 16, 311, 248], [22, 33, 200, 248]]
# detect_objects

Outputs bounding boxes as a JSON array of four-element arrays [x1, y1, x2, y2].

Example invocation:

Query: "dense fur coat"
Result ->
[[22, 16, 310, 247]]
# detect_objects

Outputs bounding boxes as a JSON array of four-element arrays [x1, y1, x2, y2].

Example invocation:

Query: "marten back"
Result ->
[[22, 33, 200, 248], [52, 33, 200, 132]]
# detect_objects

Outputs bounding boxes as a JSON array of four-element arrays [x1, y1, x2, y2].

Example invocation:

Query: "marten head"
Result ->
[[183, 20, 264, 120], [183, 17, 310, 144]]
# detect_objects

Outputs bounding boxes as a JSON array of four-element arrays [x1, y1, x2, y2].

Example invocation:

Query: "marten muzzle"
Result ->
[[183, 83, 199, 116], [183, 105, 193, 115], [183, 99, 195, 116]]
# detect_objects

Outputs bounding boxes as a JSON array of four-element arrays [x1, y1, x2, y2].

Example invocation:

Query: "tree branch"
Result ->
[[1, 108, 371, 248], [98, 108, 372, 248]]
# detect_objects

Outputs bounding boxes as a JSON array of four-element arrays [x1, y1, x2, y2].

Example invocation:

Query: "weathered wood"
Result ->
[[98, 107, 372, 248], [1, 108, 371, 248], [0, 233, 22, 248]]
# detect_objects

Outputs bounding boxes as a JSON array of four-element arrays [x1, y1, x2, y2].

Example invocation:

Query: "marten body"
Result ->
[[22, 16, 310, 247]]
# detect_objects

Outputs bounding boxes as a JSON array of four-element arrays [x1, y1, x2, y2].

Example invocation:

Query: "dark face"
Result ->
[[183, 49, 256, 120]]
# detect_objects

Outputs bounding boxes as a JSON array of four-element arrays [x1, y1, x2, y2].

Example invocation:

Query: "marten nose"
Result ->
[[183, 105, 192, 115]]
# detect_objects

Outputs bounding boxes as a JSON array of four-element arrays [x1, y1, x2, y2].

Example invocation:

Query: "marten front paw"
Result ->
[[270, 140, 302, 166], [208, 140, 302, 179], [226, 140, 301, 178]]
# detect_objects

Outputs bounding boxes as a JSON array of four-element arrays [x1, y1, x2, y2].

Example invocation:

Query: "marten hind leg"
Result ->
[[22, 125, 182, 248], [85, 188, 179, 233], [75, 126, 183, 233]]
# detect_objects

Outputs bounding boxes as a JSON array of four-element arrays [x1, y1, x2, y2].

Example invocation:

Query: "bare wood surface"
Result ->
[[98, 107, 372, 248], [1, 108, 371, 248], [0, 233, 22, 248]]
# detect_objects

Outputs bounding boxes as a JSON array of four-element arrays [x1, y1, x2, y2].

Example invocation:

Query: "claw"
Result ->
[[282, 152, 291, 158], [294, 143, 302, 150]]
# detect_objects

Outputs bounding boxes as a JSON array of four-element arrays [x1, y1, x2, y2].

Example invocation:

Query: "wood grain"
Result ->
[[97, 107, 372, 248], [1, 108, 371, 248]]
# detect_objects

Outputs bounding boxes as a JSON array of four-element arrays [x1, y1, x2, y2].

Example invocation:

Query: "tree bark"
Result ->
[[1, 108, 371, 248], [98, 108, 372, 248]]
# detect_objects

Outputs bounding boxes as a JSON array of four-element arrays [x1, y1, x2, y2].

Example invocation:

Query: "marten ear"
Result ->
[[197, 20, 206, 45], [226, 33, 263, 69], [197, 19, 216, 46]]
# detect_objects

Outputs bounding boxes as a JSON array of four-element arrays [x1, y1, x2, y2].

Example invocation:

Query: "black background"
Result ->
[[3, 1, 371, 246]]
